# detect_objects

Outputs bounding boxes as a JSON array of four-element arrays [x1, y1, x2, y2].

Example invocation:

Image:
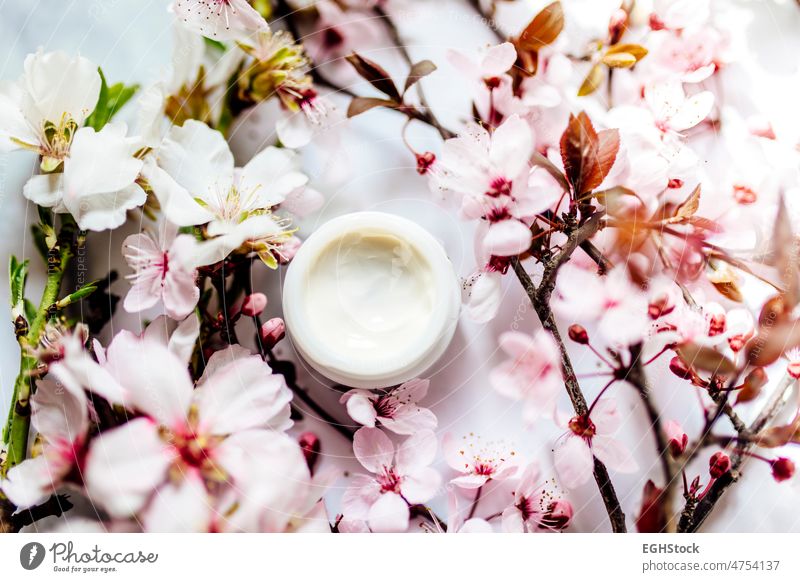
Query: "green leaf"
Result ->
[[55, 281, 100, 309], [85, 68, 140, 131], [9, 256, 29, 316]]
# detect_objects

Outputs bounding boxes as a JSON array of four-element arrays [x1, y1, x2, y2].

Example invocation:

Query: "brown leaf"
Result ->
[[596, 129, 620, 187], [560, 112, 597, 197], [345, 53, 401, 102], [347, 97, 398, 118], [670, 184, 701, 222], [754, 421, 800, 448], [745, 321, 800, 367], [770, 197, 800, 307], [735, 367, 767, 405], [677, 343, 737, 375], [519, 1, 564, 51], [605, 43, 649, 61], [559, 113, 619, 197], [577, 63, 604, 96], [404, 60, 437, 94], [601, 52, 637, 68]]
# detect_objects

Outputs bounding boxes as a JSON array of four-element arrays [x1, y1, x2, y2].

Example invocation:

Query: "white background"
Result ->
[[1, 0, 800, 532]]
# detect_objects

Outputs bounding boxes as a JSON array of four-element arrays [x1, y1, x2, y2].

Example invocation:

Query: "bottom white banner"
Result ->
[[0, 534, 795, 581]]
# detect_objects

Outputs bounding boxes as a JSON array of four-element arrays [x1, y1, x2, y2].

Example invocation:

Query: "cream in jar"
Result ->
[[282, 212, 460, 388]]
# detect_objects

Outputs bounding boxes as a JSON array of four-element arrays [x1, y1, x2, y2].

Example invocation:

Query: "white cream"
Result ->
[[282, 212, 460, 388], [302, 231, 435, 362]]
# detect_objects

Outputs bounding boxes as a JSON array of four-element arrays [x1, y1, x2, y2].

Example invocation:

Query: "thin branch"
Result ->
[[683, 374, 796, 532], [374, 5, 455, 140], [465, 0, 506, 42], [511, 239, 627, 533]]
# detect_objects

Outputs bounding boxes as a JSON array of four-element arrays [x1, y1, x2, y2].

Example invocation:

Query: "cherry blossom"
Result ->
[[448, 42, 517, 123], [172, 0, 267, 40], [490, 329, 563, 424], [142, 120, 309, 264], [501, 464, 573, 533], [341, 428, 440, 532], [554, 265, 650, 346], [554, 398, 638, 489], [432, 115, 563, 256], [340, 378, 437, 435], [443, 433, 519, 489]]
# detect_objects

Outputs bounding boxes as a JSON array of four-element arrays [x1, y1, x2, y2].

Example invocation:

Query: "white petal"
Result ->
[[592, 436, 639, 474], [353, 427, 395, 474], [21, 49, 101, 127], [553, 436, 593, 489], [141, 157, 215, 227], [23, 173, 65, 209], [141, 471, 212, 532], [194, 355, 293, 434], [344, 392, 378, 427], [399, 467, 441, 505], [395, 429, 437, 473], [367, 492, 410, 533], [85, 418, 175, 517]]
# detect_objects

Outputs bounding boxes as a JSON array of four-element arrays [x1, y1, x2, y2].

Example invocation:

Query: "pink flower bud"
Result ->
[[241, 293, 267, 317], [416, 151, 436, 175], [771, 457, 795, 482], [669, 356, 693, 380], [298, 432, 321, 472], [260, 317, 286, 349], [709, 452, 731, 479], [568, 324, 589, 345], [543, 500, 573, 530], [664, 420, 688, 457]]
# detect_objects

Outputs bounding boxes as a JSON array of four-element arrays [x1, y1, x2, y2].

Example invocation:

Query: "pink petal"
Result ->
[[85, 418, 175, 516], [380, 406, 437, 435], [353, 427, 395, 474], [343, 392, 378, 427], [554, 435, 594, 489], [31, 377, 87, 444], [396, 429, 437, 474], [483, 219, 532, 257], [141, 471, 211, 532], [592, 436, 639, 474], [367, 492, 410, 533], [590, 397, 623, 435], [501, 506, 526, 533], [450, 474, 489, 489], [194, 355, 292, 435], [400, 467, 441, 505]]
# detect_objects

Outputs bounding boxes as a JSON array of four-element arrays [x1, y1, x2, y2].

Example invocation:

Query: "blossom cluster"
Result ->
[[1, 0, 798, 534]]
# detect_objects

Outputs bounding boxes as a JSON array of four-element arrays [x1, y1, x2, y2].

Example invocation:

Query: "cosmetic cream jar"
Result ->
[[282, 212, 460, 389]]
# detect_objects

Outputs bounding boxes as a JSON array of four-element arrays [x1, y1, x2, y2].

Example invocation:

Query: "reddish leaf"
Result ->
[[519, 1, 564, 51], [559, 112, 619, 197], [595, 129, 620, 189], [677, 343, 737, 375], [345, 53, 401, 102]]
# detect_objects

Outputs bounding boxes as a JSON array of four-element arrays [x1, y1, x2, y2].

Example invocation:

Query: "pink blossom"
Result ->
[[490, 330, 563, 424], [462, 266, 503, 323], [1, 378, 88, 508], [341, 428, 440, 532], [554, 398, 638, 489], [304, 1, 381, 80], [664, 420, 688, 457], [448, 42, 517, 122], [554, 265, 649, 346], [443, 433, 519, 489], [432, 115, 563, 257], [645, 82, 715, 137], [277, 89, 342, 149], [122, 224, 202, 320], [340, 378, 437, 435], [60, 336, 293, 525], [501, 465, 573, 532], [172, 0, 267, 41]]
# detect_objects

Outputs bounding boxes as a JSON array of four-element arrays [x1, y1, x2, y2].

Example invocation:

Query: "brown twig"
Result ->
[[510, 217, 628, 533], [681, 374, 796, 532]]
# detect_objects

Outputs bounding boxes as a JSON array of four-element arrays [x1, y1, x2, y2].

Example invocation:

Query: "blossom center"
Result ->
[[377, 467, 402, 493], [568, 415, 596, 439]]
